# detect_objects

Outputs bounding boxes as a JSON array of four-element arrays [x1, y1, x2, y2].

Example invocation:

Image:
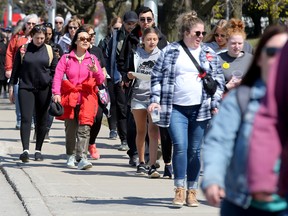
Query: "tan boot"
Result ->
[[186, 189, 199, 207], [172, 187, 186, 207]]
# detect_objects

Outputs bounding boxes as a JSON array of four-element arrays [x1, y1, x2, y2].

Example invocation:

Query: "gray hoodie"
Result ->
[[132, 46, 160, 102]]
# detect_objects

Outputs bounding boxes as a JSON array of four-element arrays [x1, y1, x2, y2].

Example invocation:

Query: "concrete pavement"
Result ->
[[0, 97, 219, 216]]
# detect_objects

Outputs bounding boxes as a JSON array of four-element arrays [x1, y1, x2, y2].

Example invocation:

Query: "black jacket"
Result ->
[[117, 25, 168, 81], [10, 42, 58, 90], [0, 39, 7, 81]]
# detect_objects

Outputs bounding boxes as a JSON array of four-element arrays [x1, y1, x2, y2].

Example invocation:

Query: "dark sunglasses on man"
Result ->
[[139, 17, 153, 23]]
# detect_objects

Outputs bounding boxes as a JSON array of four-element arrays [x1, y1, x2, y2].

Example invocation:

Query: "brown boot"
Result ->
[[172, 187, 185, 207], [186, 189, 199, 207]]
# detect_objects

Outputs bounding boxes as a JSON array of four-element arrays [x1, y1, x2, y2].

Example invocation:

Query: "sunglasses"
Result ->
[[214, 33, 226, 38], [89, 32, 96, 36], [55, 21, 63, 24], [33, 25, 46, 32], [263, 47, 282, 57], [195, 31, 207, 37], [139, 17, 153, 23], [27, 22, 36, 26], [43, 23, 53, 28], [78, 36, 91, 42], [68, 26, 78, 30]]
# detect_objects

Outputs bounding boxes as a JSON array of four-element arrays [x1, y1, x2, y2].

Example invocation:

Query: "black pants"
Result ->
[[89, 105, 103, 144], [159, 127, 172, 164], [19, 87, 51, 151], [0, 79, 7, 95], [107, 80, 127, 142]]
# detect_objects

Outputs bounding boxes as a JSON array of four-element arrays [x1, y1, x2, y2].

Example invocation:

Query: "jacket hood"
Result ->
[[61, 33, 71, 45], [136, 46, 160, 58]]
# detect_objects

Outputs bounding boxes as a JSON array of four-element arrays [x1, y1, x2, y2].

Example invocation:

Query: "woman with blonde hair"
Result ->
[[148, 10, 225, 207], [58, 16, 81, 53], [204, 19, 228, 54]]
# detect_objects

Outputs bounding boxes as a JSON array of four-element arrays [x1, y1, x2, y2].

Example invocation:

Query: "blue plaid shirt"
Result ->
[[150, 42, 225, 127]]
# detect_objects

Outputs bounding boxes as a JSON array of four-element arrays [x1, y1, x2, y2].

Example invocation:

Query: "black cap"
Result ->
[[123, 11, 138, 23], [49, 101, 64, 117]]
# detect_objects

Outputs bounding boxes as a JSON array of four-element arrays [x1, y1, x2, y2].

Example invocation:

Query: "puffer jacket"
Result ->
[[57, 77, 98, 126]]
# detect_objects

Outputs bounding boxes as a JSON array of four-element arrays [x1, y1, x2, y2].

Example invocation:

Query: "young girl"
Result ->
[[127, 27, 161, 178]]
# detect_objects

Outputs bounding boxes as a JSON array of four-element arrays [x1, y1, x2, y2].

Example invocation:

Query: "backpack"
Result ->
[[20, 43, 53, 66]]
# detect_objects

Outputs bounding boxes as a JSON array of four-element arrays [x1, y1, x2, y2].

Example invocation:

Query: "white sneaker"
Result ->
[[66, 155, 76, 168], [77, 158, 92, 170]]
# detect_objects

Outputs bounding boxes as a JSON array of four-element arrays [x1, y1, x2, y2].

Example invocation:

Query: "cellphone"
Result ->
[[53, 47, 59, 52]]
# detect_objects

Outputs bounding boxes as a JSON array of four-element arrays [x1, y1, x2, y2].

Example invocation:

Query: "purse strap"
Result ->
[[179, 40, 205, 75]]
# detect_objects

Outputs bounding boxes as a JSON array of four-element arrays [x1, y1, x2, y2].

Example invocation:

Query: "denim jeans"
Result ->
[[168, 104, 208, 189], [14, 84, 21, 126]]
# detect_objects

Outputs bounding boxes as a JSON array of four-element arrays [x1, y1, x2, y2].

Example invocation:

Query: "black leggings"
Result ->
[[89, 105, 103, 144], [0, 80, 7, 94], [159, 127, 172, 164], [19, 87, 51, 151]]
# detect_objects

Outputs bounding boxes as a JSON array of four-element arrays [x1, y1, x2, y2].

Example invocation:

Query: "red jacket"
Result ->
[[57, 77, 98, 126]]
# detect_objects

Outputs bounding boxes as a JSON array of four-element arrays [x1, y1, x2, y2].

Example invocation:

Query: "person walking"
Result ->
[[148, 11, 225, 207], [5, 14, 38, 129], [202, 25, 288, 216], [9, 24, 58, 162], [58, 16, 81, 54], [52, 27, 105, 170], [83, 24, 107, 160], [126, 27, 161, 177]]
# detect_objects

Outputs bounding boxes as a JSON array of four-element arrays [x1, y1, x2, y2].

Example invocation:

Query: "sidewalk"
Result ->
[[0, 97, 219, 216]]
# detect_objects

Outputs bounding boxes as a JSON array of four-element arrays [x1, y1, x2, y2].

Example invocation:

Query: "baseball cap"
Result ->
[[123, 11, 138, 23]]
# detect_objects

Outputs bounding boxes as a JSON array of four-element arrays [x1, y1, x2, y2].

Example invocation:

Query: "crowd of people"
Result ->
[[0, 5, 288, 214]]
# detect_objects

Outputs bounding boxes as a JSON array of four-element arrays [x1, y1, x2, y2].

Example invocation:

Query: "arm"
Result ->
[[50, 51, 59, 78], [5, 35, 18, 77], [202, 90, 242, 205], [52, 54, 67, 96]]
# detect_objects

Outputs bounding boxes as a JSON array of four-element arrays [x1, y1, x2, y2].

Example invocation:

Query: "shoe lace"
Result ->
[[187, 190, 197, 202], [174, 188, 184, 200]]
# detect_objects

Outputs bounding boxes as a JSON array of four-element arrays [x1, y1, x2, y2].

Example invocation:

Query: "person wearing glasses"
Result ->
[[52, 27, 105, 170], [218, 19, 253, 92], [148, 11, 224, 207], [83, 24, 107, 160], [5, 14, 38, 130], [8, 24, 58, 162], [105, 10, 138, 157], [58, 16, 81, 54], [54, 15, 64, 44], [202, 25, 288, 216], [118, 6, 170, 171], [204, 19, 254, 55]]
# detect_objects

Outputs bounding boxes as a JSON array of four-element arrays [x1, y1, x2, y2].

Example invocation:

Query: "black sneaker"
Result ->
[[148, 165, 160, 178], [129, 155, 138, 167], [163, 164, 173, 179], [34, 152, 43, 161], [19, 151, 29, 163], [136, 162, 148, 175], [109, 130, 118, 139]]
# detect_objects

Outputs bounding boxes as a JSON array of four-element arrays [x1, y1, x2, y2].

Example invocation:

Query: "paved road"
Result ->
[[0, 97, 219, 216]]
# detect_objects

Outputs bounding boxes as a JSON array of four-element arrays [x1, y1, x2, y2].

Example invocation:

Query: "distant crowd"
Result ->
[[0, 5, 287, 215]]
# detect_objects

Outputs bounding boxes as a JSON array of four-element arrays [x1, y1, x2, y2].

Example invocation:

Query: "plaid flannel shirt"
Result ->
[[150, 42, 225, 127]]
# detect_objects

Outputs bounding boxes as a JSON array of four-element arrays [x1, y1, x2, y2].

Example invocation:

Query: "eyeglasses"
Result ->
[[89, 32, 96, 36], [78, 36, 91, 42], [214, 33, 226, 38], [68, 26, 78, 30], [43, 23, 53, 28], [27, 22, 36, 26], [263, 47, 282, 57], [33, 25, 46, 32], [139, 17, 153, 23], [195, 31, 207, 37], [55, 21, 63, 24]]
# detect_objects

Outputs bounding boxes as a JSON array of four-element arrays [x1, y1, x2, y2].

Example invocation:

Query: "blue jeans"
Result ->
[[168, 104, 208, 189], [14, 84, 21, 126]]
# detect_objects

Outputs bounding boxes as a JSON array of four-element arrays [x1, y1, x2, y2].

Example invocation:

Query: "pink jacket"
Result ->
[[248, 41, 288, 197], [52, 50, 104, 97]]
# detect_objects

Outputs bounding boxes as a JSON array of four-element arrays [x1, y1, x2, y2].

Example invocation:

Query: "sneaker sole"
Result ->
[[67, 164, 76, 168], [20, 159, 29, 163], [78, 164, 92, 170], [172, 202, 184, 208], [43, 139, 51, 143], [149, 172, 160, 179], [186, 203, 199, 207], [162, 175, 172, 179]]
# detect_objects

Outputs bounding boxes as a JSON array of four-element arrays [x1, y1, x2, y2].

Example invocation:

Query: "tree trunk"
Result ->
[[231, 0, 242, 19]]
